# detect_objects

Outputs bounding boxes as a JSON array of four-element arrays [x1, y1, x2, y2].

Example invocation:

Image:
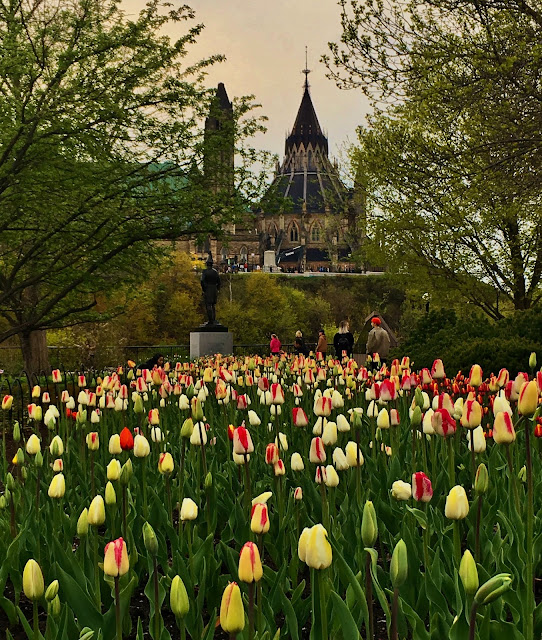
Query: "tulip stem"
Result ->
[[248, 582, 255, 640], [365, 552, 374, 640], [177, 617, 186, 640], [153, 556, 160, 640], [198, 422, 207, 477], [505, 444, 520, 517], [314, 569, 328, 640], [122, 486, 127, 541], [33, 600, 39, 640], [142, 458, 148, 520], [114, 575, 122, 640], [166, 476, 172, 525], [319, 468, 330, 532], [422, 502, 431, 572], [475, 495, 483, 564], [468, 602, 478, 640], [390, 586, 399, 640], [186, 522, 195, 587], [90, 451, 95, 496], [447, 438, 455, 489], [525, 421, 534, 640], [243, 455, 251, 513], [256, 580, 263, 638], [93, 530, 101, 611], [453, 521, 461, 568]]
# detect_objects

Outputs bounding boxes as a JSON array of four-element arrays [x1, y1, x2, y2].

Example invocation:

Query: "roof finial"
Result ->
[[302, 46, 310, 90]]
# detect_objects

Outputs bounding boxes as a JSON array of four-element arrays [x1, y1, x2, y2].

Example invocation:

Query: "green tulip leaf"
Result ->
[[329, 591, 361, 639]]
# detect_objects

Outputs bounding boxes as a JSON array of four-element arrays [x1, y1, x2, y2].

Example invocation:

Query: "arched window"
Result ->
[[311, 224, 321, 242], [221, 247, 228, 262], [240, 246, 248, 262], [289, 223, 299, 242]]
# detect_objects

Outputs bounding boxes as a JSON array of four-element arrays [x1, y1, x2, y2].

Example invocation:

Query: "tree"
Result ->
[[325, 0, 542, 317], [0, 0, 268, 372]]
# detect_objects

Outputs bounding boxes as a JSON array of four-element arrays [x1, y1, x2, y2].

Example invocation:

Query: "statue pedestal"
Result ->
[[190, 324, 233, 359]]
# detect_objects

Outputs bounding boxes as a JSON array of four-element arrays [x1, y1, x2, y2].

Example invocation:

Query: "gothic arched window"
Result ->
[[311, 224, 321, 242], [289, 223, 299, 242], [240, 246, 248, 262]]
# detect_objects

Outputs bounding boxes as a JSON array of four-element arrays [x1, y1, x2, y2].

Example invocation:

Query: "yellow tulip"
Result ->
[[219, 582, 245, 634], [23, 559, 44, 600]]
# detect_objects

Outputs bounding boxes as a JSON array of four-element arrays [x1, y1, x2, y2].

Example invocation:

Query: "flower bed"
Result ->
[[0, 355, 541, 639]]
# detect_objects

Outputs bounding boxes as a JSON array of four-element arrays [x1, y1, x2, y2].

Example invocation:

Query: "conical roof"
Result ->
[[285, 82, 328, 156]]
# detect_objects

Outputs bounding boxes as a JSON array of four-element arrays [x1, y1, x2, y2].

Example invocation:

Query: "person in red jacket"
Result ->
[[270, 334, 281, 356]]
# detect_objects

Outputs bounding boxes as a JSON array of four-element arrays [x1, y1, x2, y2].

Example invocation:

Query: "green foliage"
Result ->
[[395, 308, 542, 375]]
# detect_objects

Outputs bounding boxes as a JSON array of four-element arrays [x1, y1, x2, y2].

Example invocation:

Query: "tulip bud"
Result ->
[[518, 380, 538, 416], [474, 463, 489, 496], [26, 434, 41, 455], [48, 473, 66, 499], [49, 435, 63, 457], [445, 485, 469, 520], [23, 559, 44, 600], [459, 550, 479, 595], [142, 522, 158, 556], [250, 503, 270, 534], [180, 417, 194, 438], [351, 410, 363, 430], [238, 541, 263, 583], [158, 452, 174, 475], [45, 580, 59, 601], [77, 508, 89, 537], [49, 595, 61, 618], [298, 524, 332, 569], [79, 628, 95, 640], [107, 459, 121, 481], [204, 472, 213, 489], [119, 459, 133, 486], [361, 500, 378, 547], [13, 421, 20, 442], [474, 573, 513, 606], [88, 495, 106, 526], [220, 582, 245, 634], [414, 387, 424, 408], [411, 406, 422, 427], [6, 472, 15, 491], [103, 538, 129, 577], [290, 452, 305, 471], [34, 451, 43, 468], [390, 539, 408, 588], [529, 352, 537, 369], [518, 465, 527, 482], [16, 448, 24, 466], [105, 481, 116, 505], [170, 575, 189, 618], [294, 487, 303, 500], [180, 498, 198, 521]]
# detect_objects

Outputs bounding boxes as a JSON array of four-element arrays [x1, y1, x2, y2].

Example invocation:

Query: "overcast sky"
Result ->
[[123, 0, 370, 163]]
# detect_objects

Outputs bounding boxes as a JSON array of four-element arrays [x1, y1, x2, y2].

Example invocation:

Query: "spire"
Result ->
[[285, 51, 328, 157]]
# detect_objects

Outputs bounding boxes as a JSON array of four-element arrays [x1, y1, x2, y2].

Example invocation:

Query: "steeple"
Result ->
[[285, 52, 328, 159]]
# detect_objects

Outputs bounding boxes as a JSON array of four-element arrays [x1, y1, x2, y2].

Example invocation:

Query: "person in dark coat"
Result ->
[[333, 321, 355, 358], [294, 330, 308, 356], [138, 353, 164, 370], [201, 253, 221, 325], [316, 329, 328, 357]]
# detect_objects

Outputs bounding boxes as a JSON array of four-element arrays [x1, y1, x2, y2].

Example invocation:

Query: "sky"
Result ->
[[122, 0, 371, 163]]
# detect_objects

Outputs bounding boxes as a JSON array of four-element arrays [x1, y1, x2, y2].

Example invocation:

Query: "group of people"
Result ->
[[270, 316, 390, 362]]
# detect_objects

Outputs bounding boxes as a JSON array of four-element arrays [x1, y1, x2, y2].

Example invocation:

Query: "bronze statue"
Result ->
[[201, 252, 221, 325]]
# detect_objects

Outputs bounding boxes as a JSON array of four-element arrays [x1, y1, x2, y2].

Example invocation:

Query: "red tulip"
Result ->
[[119, 427, 134, 451], [431, 408, 456, 438], [292, 407, 308, 427], [412, 472, 433, 502]]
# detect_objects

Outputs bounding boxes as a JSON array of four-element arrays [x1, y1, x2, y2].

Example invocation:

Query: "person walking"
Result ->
[[270, 333, 281, 356], [333, 321, 355, 359], [366, 316, 390, 367], [294, 330, 308, 356], [316, 329, 328, 358]]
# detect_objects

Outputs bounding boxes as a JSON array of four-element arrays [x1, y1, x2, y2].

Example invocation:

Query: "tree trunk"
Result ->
[[19, 330, 49, 376]]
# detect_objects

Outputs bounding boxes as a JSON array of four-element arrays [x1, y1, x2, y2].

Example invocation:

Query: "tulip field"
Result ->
[[1, 354, 542, 640]]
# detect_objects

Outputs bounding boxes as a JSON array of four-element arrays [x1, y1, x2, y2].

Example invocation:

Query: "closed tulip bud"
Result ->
[[518, 465, 527, 482], [390, 539, 408, 588], [468, 426, 486, 453], [445, 485, 469, 520], [461, 400, 482, 429], [266, 443, 279, 464], [294, 486, 303, 500], [290, 452, 305, 471], [345, 441, 364, 467], [109, 434, 122, 454], [336, 413, 350, 432], [77, 508, 89, 537], [332, 447, 349, 470], [103, 538, 129, 577], [119, 459, 133, 486], [23, 559, 44, 600], [26, 434, 41, 455], [35, 451, 43, 468], [2, 394, 14, 410], [133, 394, 145, 414], [250, 503, 270, 534], [88, 495, 106, 526], [459, 550, 479, 595], [238, 541, 263, 583], [180, 417, 194, 438], [48, 473, 66, 499], [45, 579, 59, 602], [31, 385, 41, 399], [48, 594, 61, 618], [220, 582, 245, 634], [362, 500, 378, 547], [411, 406, 422, 427], [13, 421, 20, 442], [322, 421, 338, 446], [377, 408, 390, 429], [530, 352, 537, 369], [90, 410, 100, 424], [204, 472, 213, 489], [469, 364, 483, 387], [86, 432, 99, 451], [412, 472, 433, 502], [474, 463, 489, 495], [414, 387, 424, 409], [170, 575, 189, 618], [391, 480, 412, 500], [493, 412, 516, 444], [180, 498, 198, 521], [158, 452, 174, 475], [247, 410, 261, 426], [190, 422, 207, 446], [432, 408, 456, 437], [16, 448, 24, 465], [298, 524, 332, 569], [142, 522, 158, 556], [0, 494, 8, 509], [324, 464, 339, 487], [103, 482, 115, 506], [133, 434, 150, 458], [276, 432, 288, 451], [474, 573, 513, 606], [518, 380, 538, 416], [191, 398, 204, 421], [351, 410, 363, 430], [309, 437, 326, 463], [233, 426, 254, 455], [107, 459, 121, 481]]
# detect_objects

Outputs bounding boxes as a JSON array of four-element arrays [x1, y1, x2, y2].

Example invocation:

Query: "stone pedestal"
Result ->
[[190, 325, 233, 359]]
